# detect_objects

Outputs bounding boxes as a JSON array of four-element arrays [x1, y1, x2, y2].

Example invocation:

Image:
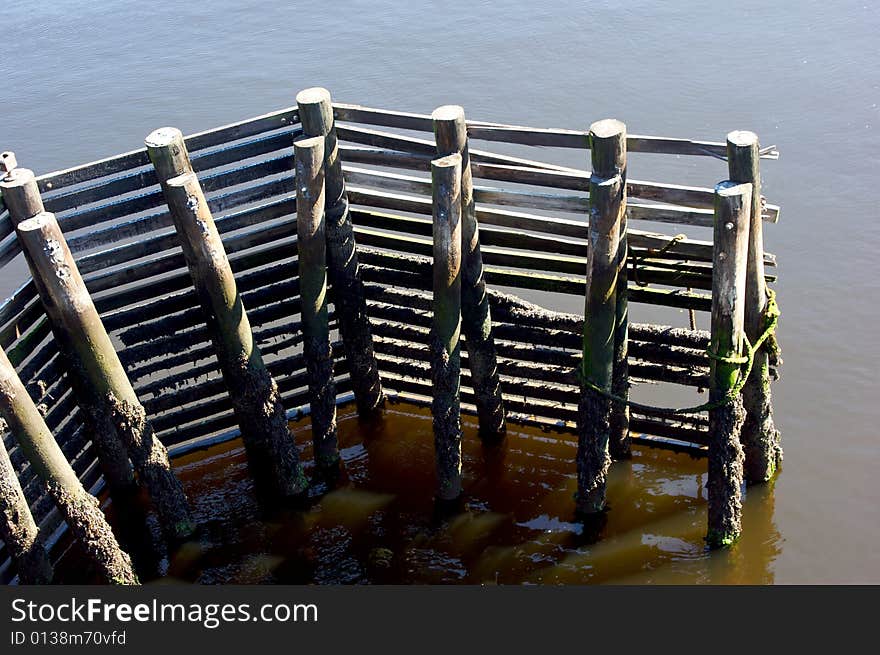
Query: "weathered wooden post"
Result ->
[[296, 87, 384, 416], [706, 181, 751, 548], [577, 166, 622, 515], [0, 166, 135, 493], [0, 439, 53, 584], [727, 131, 781, 484], [430, 154, 464, 502], [295, 136, 339, 469], [432, 105, 506, 440], [151, 165, 308, 498], [590, 119, 630, 460], [15, 211, 195, 540], [0, 348, 138, 584]]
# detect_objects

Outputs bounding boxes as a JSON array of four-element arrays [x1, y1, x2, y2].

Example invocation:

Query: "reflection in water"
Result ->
[[54, 402, 780, 584]]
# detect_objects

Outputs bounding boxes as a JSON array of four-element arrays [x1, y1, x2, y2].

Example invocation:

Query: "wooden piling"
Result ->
[[430, 153, 464, 501], [295, 136, 339, 468], [577, 171, 622, 515], [296, 87, 384, 416], [15, 211, 195, 540], [706, 181, 751, 548], [0, 167, 136, 493], [0, 347, 138, 584], [727, 131, 781, 484], [157, 169, 309, 497], [590, 119, 630, 459], [0, 438, 53, 584], [432, 105, 506, 440]]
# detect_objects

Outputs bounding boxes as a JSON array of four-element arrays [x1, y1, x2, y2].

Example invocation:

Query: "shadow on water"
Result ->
[[54, 401, 781, 584]]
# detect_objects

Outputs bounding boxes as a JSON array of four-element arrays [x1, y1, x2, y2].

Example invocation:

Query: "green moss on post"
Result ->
[[296, 87, 384, 417], [706, 181, 752, 549], [0, 346, 138, 584], [15, 212, 195, 541], [432, 105, 506, 441], [727, 131, 781, 484], [0, 437, 53, 584], [0, 167, 135, 493], [590, 119, 631, 460], [295, 135, 339, 469], [576, 167, 622, 515], [152, 164, 308, 498], [430, 153, 464, 502]]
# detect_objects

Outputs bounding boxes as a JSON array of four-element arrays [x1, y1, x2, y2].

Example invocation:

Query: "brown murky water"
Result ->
[[53, 402, 779, 584]]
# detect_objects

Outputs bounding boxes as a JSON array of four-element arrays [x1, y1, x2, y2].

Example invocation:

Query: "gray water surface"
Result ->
[[2, 0, 878, 583]]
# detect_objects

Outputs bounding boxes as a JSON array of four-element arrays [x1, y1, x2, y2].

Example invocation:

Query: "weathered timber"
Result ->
[[0, 434, 53, 584], [728, 131, 781, 484], [155, 168, 308, 497], [0, 347, 138, 584], [295, 135, 339, 468], [433, 105, 505, 439], [706, 181, 751, 548], [15, 211, 195, 540], [591, 119, 631, 459], [297, 87, 384, 416], [1, 167, 136, 493], [576, 171, 622, 515], [430, 153, 464, 501]]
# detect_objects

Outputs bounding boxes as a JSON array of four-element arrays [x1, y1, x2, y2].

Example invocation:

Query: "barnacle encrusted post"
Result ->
[[706, 181, 752, 548], [430, 153, 464, 502], [296, 87, 384, 417], [432, 105, 506, 441], [576, 161, 622, 516], [15, 211, 195, 541], [727, 131, 781, 484], [152, 161, 308, 498], [0, 166, 135, 493], [0, 346, 138, 584], [295, 135, 339, 469], [0, 432, 53, 584], [590, 119, 631, 460]]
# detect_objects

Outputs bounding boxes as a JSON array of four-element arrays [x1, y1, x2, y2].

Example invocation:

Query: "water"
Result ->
[[2, 0, 878, 583]]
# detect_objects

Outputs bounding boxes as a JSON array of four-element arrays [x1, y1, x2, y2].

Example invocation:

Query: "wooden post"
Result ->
[[155, 169, 309, 497], [0, 439, 53, 584], [0, 347, 138, 584], [430, 154, 464, 502], [296, 87, 384, 416], [0, 167, 135, 493], [590, 119, 630, 460], [295, 136, 339, 469], [577, 170, 622, 515], [706, 181, 751, 548], [727, 131, 781, 484], [15, 212, 195, 540], [432, 105, 506, 440]]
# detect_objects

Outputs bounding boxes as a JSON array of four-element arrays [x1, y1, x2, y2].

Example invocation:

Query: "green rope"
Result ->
[[630, 233, 687, 287], [581, 288, 780, 416]]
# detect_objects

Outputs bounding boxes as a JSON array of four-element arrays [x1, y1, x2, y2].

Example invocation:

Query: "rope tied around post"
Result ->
[[579, 288, 779, 416]]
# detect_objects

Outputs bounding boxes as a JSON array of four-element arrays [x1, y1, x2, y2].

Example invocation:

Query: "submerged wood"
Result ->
[[430, 154, 464, 501], [0, 347, 138, 584], [706, 181, 751, 549], [295, 136, 339, 468], [433, 105, 505, 439], [577, 171, 621, 516], [155, 167, 308, 497], [727, 131, 781, 484], [1, 167, 136, 492], [297, 87, 384, 416], [591, 119, 631, 460], [15, 211, 195, 540]]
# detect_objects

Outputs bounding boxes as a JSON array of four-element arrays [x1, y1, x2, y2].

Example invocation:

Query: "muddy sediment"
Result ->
[[707, 396, 746, 548]]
